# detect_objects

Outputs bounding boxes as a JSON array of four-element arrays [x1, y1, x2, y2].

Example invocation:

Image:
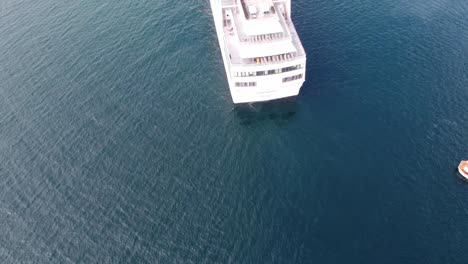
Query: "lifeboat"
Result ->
[[459, 160, 468, 179]]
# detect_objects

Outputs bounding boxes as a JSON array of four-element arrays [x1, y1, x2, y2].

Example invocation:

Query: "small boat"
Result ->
[[459, 160, 468, 179]]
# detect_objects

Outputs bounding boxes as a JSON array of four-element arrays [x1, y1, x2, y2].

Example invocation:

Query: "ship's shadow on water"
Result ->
[[233, 98, 298, 126]]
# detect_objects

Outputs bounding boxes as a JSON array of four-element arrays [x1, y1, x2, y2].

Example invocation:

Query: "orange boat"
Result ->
[[459, 160, 468, 179]]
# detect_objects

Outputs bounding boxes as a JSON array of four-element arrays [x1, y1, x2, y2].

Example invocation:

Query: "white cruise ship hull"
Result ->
[[210, 0, 306, 104]]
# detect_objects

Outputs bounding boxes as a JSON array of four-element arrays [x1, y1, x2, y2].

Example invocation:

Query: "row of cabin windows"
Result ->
[[234, 64, 304, 77], [283, 74, 303, 83], [235, 82, 256, 87]]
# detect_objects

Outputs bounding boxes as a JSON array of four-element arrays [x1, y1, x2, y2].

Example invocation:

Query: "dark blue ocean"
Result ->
[[1, 0, 468, 263]]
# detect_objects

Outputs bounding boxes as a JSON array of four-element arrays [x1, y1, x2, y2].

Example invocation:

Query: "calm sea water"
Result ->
[[1, 0, 468, 263]]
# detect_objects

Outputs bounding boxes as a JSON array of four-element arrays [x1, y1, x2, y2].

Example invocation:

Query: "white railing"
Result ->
[[229, 52, 305, 66]]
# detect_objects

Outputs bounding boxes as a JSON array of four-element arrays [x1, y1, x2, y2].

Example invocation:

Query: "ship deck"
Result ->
[[220, 0, 306, 66]]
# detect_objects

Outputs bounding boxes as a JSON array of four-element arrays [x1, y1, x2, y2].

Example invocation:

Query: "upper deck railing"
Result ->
[[229, 52, 305, 66]]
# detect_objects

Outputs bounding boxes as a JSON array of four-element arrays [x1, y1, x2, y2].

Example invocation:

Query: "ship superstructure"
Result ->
[[210, 0, 306, 103]]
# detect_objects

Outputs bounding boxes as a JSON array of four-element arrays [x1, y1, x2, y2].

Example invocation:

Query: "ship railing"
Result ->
[[281, 18, 306, 56], [239, 33, 289, 44], [273, 3, 293, 39], [229, 53, 306, 66]]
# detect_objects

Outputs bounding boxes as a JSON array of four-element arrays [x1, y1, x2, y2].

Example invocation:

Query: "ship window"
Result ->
[[236, 65, 304, 78], [282, 74, 303, 83], [235, 82, 256, 87], [282, 66, 299, 73]]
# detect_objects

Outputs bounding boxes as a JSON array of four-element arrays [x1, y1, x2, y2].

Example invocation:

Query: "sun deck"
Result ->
[[220, 0, 306, 66]]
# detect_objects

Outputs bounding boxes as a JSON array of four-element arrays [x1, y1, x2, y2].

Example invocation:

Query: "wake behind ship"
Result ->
[[210, 0, 307, 104]]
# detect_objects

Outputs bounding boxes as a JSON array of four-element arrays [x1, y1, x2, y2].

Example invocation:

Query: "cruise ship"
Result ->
[[210, 0, 307, 103]]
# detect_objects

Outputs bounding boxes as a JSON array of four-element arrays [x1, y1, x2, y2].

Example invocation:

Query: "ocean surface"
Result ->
[[1, 0, 468, 263]]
